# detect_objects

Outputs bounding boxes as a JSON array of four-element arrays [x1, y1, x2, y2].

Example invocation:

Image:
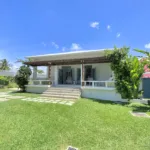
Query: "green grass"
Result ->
[[9, 91, 41, 98], [0, 94, 150, 150]]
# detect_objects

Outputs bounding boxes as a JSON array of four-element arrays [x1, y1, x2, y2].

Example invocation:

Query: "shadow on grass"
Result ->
[[9, 91, 40, 96], [87, 98, 150, 113], [131, 105, 150, 113], [8, 91, 25, 94], [88, 98, 128, 106]]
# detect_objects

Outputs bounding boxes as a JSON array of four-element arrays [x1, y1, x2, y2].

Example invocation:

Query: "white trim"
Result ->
[[30, 80, 50, 81], [25, 85, 51, 88], [26, 48, 113, 58], [81, 86, 115, 90]]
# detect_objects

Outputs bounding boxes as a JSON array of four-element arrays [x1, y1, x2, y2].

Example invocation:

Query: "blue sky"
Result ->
[[0, 0, 150, 67]]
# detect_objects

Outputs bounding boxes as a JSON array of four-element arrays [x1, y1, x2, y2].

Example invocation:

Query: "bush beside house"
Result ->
[[15, 65, 32, 92]]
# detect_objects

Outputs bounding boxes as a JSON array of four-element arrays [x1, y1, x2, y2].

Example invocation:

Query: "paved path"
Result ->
[[0, 92, 75, 106], [21, 97, 75, 106]]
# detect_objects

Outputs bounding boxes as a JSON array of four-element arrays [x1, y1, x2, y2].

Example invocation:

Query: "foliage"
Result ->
[[106, 46, 145, 101], [15, 65, 32, 91], [134, 49, 150, 57], [7, 82, 18, 88], [0, 59, 11, 70], [0, 76, 9, 86], [0, 76, 17, 88]]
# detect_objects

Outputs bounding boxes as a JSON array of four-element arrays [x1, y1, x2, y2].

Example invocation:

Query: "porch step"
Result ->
[[43, 92, 80, 96], [41, 87, 81, 100], [46, 87, 80, 92], [42, 94, 79, 99]]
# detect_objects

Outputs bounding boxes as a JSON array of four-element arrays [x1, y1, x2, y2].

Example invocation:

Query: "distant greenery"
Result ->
[[0, 76, 9, 86], [0, 76, 18, 88], [106, 46, 145, 101], [15, 65, 32, 91], [37, 69, 44, 74]]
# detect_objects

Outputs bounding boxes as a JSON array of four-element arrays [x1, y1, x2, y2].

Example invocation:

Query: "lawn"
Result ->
[[0, 92, 150, 150]]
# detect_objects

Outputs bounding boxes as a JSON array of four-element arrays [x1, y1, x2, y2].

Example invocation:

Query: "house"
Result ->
[[24, 49, 124, 101]]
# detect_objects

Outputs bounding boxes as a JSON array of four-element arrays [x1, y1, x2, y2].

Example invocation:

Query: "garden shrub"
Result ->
[[15, 65, 32, 92]]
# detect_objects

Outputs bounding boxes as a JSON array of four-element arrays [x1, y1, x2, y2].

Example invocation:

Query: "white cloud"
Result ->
[[116, 33, 121, 38], [62, 47, 66, 52], [90, 22, 99, 29], [11, 62, 21, 71], [145, 43, 150, 49], [107, 25, 111, 31], [70, 43, 82, 51], [51, 42, 59, 49], [41, 42, 46, 47]]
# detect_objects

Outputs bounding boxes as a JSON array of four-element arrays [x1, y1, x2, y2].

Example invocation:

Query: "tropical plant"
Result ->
[[15, 65, 32, 92], [106, 46, 145, 101], [134, 49, 150, 68], [0, 59, 11, 70]]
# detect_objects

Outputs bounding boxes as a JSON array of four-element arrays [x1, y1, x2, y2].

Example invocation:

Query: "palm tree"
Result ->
[[16, 58, 44, 74], [134, 49, 150, 68], [0, 59, 11, 70]]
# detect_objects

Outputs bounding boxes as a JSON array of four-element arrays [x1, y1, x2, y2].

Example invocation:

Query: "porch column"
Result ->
[[48, 64, 51, 80], [33, 66, 37, 80], [54, 66, 58, 85], [81, 62, 84, 86]]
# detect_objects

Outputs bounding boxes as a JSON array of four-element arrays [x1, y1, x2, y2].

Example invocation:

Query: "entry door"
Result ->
[[85, 65, 92, 80], [62, 66, 72, 84], [84, 65, 96, 80]]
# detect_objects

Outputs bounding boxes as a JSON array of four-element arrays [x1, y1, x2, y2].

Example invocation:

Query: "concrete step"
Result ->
[[42, 87, 81, 100], [43, 91, 80, 96], [47, 87, 81, 92], [45, 90, 81, 94], [42, 94, 80, 99], [41, 97, 76, 101]]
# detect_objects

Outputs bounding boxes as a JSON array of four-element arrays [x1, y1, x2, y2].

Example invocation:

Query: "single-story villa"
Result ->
[[24, 49, 125, 101]]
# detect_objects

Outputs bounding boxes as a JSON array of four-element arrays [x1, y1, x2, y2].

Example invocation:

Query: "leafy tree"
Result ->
[[106, 46, 145, 101], [15, 65, 32, 92], [0, 59, 11, 70]]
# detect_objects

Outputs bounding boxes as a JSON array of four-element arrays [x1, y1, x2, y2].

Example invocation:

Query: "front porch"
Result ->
[[24, 50, 124, 101], [28, 63, 115, 89]]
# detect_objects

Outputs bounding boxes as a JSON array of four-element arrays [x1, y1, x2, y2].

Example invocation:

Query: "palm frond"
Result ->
[[134, 49, 150, 56]]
